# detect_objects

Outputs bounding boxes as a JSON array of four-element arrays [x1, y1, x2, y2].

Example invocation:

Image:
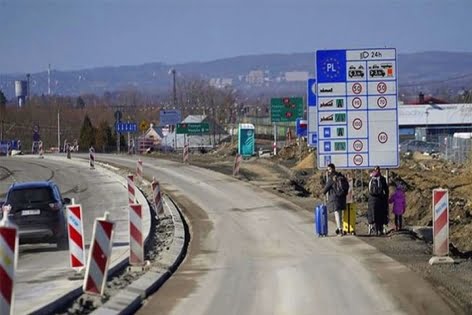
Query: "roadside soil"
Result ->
[[146, 142, 472, 313]]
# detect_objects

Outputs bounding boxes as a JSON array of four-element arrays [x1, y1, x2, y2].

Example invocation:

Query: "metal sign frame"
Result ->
[[315, 48, 399, 169]]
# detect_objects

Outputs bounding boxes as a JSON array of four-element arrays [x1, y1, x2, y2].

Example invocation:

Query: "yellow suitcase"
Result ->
[[343, 203, 356, 235]]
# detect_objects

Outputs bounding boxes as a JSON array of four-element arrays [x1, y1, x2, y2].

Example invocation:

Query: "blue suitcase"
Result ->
[[315, 204, 328, 237]]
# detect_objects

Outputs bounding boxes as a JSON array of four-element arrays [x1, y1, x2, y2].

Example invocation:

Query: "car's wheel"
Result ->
[[57, 236, 69, 251]]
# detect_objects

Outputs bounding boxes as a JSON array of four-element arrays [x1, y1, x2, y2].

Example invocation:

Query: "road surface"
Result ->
[[94, 154, 454, 315]]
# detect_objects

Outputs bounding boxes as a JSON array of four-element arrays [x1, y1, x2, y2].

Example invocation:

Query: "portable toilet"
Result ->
[[238, 123, 255, 157]]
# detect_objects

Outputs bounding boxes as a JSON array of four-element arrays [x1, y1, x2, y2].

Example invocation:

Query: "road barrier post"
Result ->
[[429, 188, 454, 265], [151, 177, 163, 216], [0, 205, 19, 315], [38, 141, 44, 159], [183, 143, 189, 163], [83, 212, 115, 296], [89, 146, 95, 169], [66, 205, 86, 274], [129, 204, 149, 270], [127, 174, 136, 204], [136, 159, 143, 183]]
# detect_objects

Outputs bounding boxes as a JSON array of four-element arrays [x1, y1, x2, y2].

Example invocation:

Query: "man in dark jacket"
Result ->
[[322, 163, 347, 236], [367, 166, 389, 235]]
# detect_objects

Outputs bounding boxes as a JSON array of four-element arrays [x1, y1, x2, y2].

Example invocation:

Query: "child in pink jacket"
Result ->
[[389, 184, 406, 231]]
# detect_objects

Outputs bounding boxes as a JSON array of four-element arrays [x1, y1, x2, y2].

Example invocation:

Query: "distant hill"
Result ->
[[1, 51, 472, 99]]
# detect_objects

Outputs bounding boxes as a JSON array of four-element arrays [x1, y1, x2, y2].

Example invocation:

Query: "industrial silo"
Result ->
[[15, 80, 27, 107]]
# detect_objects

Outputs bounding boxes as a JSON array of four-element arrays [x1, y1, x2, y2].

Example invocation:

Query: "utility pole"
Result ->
[[57, 110, 60, 151], [171, 69, 177, 108], [48, 64, 51, 95]]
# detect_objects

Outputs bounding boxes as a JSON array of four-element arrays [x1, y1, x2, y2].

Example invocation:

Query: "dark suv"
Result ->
[[1, 181, 70, 250]]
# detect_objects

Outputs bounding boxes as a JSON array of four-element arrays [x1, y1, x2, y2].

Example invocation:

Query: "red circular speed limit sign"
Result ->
[[353, 140, 363, 151], [378, 132, 388, 143], [377, 96, 387, 108], [352, 83, 362, 95], [377, 82, 387, 94], [353, 154, 363, 165], [352, 118, 362, 130], [352, 97, 362, 109]]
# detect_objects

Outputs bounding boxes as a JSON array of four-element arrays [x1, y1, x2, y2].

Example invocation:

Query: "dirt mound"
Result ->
[[293, 153, 315, 170]]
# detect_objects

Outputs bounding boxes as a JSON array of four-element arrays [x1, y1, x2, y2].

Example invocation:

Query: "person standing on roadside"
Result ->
[[368, 166, 389, 235], [322, 163, 349, 236], [389, 183, 406, 231]]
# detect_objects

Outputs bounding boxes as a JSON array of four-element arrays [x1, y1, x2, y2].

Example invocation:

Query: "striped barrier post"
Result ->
[[136, 159, 143, 183], [129, 204, 144, 266], [89, 146, 95, 169], [0, 205, 19, 315], [127, 174, 136, 204], [38, 141, 44, 159], [429, 189, 454, 265], [183, 143, 189, 163], [233, 154, 242, 176], [83, 212, 115, 296], [67, 205, 85, 271], [151, 177, 163, 216]]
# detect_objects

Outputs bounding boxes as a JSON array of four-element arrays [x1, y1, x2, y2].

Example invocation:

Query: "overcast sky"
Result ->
[[0, 0, 471, 74]]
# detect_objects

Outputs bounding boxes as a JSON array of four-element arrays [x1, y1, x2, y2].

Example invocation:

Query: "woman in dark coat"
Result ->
[[367, 166, 389, 235]]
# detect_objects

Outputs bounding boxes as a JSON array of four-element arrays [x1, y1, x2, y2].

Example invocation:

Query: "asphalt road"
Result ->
[[93, 154, 455, 315], [0, 156, 140, 314]]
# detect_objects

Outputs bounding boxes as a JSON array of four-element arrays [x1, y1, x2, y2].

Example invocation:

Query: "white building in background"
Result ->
[[209, 78, 233, 89], [284, 71, 309, 82], [246, 70, 265, 85]]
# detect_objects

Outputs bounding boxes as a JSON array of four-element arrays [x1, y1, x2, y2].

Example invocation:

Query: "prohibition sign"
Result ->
[[378, 132, 388, 143], [352, 83, 362, 95], [352, 97, 362, 109], [353, 154, 363, 165], [352, 118, 362, 130], [377, 96, 387, 108], [353, 140, 363, 151], [377, 82, 387, 94]]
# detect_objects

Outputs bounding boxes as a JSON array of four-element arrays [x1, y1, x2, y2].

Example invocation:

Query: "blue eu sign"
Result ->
[[316, 50, 347, 83]]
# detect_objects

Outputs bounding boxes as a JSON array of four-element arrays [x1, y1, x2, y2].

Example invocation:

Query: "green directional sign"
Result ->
[[176, 123, 210, 134], [271, 97, 304, 123]]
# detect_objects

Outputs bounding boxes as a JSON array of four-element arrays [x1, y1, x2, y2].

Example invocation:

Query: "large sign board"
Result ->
[[115, 122, 138, 133], [307, 78, 317, 147], [176, 123, 209, 135], [270, 97, 304, 123], [316, 48, 399, 169], [160, 110, 181, 126]]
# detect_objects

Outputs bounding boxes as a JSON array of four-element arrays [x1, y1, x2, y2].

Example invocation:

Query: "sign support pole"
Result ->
[[273, 123, 277, 156]]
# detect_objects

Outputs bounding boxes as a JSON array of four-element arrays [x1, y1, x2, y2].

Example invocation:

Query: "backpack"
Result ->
[[333, 173, 349, 197], [369, 176, 384, 196]]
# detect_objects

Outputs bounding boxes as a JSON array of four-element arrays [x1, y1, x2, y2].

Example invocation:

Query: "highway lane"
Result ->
[[95, 154, 454, 315], [0, 156, 142, 314]]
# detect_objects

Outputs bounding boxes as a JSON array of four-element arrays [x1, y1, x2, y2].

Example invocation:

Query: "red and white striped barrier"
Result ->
[[151, 177, 163, 216], [233, 154, 242, 176], [136, 159, 143, 183], [0, 205, 19, 315], [38, 141, 44, 159], [83, 212, 115, 296], [129, 204, 144, 266], [183, 143, 189, 163], [89, 147, 95, 169], [127, 174, 136, 204], [67, 205, 85, 270], [429, 189, 454, 264]]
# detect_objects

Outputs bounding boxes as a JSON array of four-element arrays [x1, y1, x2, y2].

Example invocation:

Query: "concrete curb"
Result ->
[[90, 194, 188, 315], [22, 155, 152, 315]]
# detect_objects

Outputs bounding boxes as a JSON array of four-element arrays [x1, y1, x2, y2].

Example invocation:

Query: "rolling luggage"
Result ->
[[315, 204, 328, 237], [343, 203, 356, 235]]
